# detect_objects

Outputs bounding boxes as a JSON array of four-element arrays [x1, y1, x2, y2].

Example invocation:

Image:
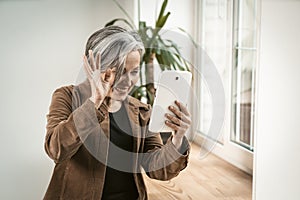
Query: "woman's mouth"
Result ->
[[114, 87, 129, 93]]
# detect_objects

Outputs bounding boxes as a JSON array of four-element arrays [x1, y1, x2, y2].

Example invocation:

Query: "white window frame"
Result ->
[[191, 0, 260, 175]]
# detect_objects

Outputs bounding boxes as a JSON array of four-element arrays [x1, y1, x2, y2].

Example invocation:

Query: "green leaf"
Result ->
[[156, 54, 167, 70], [112, 0, 136, 29], [177, 27, 198, 47], [146, 89, 154, 105], [157, 0, 168, 25], [153, 37, 166, 55], [156, 12, 171, 28], [160, 50, 172, 70], [130, 85, 148, 100], [105, 18, 134, 29], [139, 21, 146, 30], [165, 51, 180, 70]]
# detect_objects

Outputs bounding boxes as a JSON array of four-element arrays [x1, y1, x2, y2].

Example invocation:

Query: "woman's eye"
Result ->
[[131, 70, 139, 75]]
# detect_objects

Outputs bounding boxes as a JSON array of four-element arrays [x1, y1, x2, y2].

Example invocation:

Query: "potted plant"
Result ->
[[105, 0, 196, 105]]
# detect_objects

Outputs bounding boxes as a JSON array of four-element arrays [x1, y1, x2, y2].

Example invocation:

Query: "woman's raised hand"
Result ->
[[83, 50, 113, 109]]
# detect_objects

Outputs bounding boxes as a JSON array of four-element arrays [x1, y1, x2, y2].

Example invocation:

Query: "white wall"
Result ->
[[255, 0, 300, 199], [0, 0, 134, 199]]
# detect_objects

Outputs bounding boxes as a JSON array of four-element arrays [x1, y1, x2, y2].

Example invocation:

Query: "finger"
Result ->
[[83, 55, 93, 78], [165, 120, 179, 131], [175, 100, 190, 116], [89, 50, 96, 71], [96, 52, 101, 70], [168, 105, 191, 124], [165, 113, 189, 129], [83, 64, 92, 79], [165, 113, 181, 126]]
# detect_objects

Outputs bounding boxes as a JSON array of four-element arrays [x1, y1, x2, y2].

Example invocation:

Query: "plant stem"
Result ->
[[138, 0, 141, 27]]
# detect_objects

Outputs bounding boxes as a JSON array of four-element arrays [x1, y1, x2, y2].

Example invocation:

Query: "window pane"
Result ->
[[231, 0, 258, 151], [198, 0, 227, 144]]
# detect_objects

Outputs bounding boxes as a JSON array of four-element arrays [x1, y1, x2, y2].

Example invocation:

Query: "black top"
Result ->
[[101, 103, 139, 200]]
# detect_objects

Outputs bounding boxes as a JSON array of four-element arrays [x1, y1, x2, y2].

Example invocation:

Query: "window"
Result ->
[[197, 0, 227, 144], [231, 0, 258, 151], [194, 0, 259, 173]]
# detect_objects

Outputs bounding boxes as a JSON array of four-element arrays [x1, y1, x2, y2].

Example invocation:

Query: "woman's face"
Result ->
[[109, 50, 140, 101]]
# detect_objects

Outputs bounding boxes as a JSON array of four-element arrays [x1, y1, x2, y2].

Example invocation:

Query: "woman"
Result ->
[[44, 26, 191, 200]]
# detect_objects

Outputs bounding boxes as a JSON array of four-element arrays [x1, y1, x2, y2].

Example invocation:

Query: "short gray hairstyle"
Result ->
[[85, 26, 145, 85]]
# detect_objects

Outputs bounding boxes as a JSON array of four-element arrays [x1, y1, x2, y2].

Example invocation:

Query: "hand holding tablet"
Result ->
[[149, 71, 192, 133]]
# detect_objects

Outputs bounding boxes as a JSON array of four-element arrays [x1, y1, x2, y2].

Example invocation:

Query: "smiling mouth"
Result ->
[[115, 87, 129, 93]]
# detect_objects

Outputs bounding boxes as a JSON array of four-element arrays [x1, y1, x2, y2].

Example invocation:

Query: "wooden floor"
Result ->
[[143, 143, 252, 200]]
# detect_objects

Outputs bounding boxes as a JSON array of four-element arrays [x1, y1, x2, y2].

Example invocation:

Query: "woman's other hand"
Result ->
[[83, 50, 114, 109], [164, 100, 191, 149]]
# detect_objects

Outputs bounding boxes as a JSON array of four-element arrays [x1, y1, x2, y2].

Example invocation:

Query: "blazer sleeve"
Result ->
[[141, 130, 190, 181], [44, 87, 107, 163]]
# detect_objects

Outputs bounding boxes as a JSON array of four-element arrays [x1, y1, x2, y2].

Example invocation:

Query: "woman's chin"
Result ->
[[110, 91, 128, 101]]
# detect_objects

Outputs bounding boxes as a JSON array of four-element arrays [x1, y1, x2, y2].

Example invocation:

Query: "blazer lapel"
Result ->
[[124, 97, 141, 153], [75, 79, 110, 164]]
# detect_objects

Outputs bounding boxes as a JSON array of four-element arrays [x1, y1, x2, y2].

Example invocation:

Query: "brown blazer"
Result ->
[[44, 80, 190, 200]]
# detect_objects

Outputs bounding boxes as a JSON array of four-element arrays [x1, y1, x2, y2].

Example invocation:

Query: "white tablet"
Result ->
[[149, 70, 192, 132]]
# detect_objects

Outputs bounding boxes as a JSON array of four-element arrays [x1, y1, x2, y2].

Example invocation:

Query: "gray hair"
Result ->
[[85, 26, 145, 85]]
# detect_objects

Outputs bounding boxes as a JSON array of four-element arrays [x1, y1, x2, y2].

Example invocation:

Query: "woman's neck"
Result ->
[[108, 99, 123, 113]]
